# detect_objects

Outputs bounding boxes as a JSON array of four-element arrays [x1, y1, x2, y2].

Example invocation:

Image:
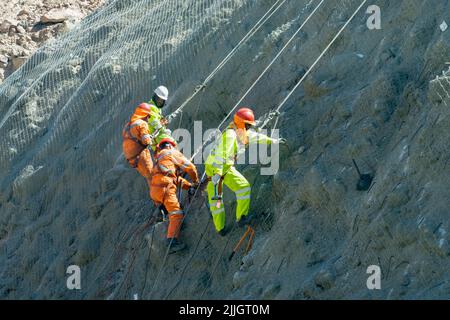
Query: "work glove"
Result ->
[[277, 138, 287, 145], [211, 173, 221, 185], [160, 117, 169, 126]]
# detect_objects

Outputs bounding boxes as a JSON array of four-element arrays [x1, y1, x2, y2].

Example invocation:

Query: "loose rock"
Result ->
[[40, 8, 84, 24]]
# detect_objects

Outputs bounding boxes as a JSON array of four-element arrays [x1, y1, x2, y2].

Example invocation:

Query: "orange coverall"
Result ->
[[122, 103, 154, 197], [150, 147, 199, 240]]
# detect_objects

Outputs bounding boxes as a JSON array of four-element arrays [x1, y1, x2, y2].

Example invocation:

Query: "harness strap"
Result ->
[[123, 121, 148, 166]]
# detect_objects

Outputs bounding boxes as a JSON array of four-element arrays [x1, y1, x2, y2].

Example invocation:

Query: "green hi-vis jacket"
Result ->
[[147, 99, 171, 151], [205, 124, 276, 177], [147, 99, 163, 136]]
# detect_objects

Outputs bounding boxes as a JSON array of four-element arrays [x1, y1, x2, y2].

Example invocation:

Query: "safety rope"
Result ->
[[148, 0, 368, 300], [199, 223, 235, 299], [90, 203, 149, 297], [265, 0, 369, 124], [178, 0, 369, 299], [146, 179, 206, 299], [163, 218, 211, 299], [190, 0, 326, 160], [145, 0, 289, 299], [153, 0, 328, 300], [166, 0, 287, 123], [115, 213, 157, 298], [140, 223, 155, 297]]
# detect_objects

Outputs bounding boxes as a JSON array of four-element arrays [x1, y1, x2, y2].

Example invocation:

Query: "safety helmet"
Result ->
[[154, 85, 169, 101], [233, 107, 256, 129], [157, 137, 177, 149], [130, 103, 151, 123]]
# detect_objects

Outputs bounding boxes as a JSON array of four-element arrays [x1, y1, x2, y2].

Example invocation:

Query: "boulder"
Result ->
[[40, 8, 83, 24], [0, 54, 8, 68], [17, 9, 32, 18], [0, 19, 18, 33], [16, 25, 26, 34], [11, 56, 27, 71]]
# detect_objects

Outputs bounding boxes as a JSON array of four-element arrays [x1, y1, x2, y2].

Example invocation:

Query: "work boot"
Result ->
[[236, 215, 251, 227], [167, 238, 186, 254], [218, 226, 230, 237]]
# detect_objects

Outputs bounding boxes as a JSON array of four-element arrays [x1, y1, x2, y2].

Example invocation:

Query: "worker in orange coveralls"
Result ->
[[150, 138, 199, 253], [122, 103, 156, 197]]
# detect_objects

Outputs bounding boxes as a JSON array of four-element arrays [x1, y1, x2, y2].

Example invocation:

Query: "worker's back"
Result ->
[[154, 147, 197, 181]]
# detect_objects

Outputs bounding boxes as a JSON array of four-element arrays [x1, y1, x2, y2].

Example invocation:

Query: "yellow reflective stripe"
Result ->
[[211, 208, 225, 215], [235, 187, 251, 195]]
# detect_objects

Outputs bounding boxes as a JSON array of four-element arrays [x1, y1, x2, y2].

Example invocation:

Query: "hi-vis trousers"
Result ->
[[206, 166, 251, 232]]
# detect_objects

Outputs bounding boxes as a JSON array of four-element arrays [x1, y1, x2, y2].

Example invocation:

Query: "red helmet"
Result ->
[[157, 137, 177, 149], [234, 107, 256, 129]]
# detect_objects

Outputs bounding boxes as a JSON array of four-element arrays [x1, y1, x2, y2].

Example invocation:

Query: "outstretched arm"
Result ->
[[247, 129, 281, 145], [174, 152, 199, 184]]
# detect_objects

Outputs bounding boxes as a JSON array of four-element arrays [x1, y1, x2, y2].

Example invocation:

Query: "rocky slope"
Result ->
[[0, 0, 105, 83], [0, 0, 449, 299]]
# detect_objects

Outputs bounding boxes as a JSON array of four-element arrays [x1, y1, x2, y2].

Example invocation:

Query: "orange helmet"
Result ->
[[130, 103, 151, 123], [234, 107, 256, 129], [157, 137, 177, 149]]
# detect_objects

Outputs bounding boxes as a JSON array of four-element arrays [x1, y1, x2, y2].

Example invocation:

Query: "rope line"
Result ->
[[146, 0, 367, 300], [157, 0, 327, 299], [191, 0, 326, 160], [172, 0, 368, 300], [167, 0, 287, 123]]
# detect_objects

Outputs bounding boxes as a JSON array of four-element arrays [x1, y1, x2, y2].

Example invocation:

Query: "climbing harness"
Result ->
[[122, 121, 147, 168], [159, 204, 168, 222], [229, 225, 255, 261], [210, 176, 224, 208]]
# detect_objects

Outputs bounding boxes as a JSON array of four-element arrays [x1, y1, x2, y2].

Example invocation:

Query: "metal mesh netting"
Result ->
[[0, 0, 371, 299], [2, 0, 448, 300], [0, 0, 261, 195], [431, 67, 450, 106], [1, 0, 321, 299]]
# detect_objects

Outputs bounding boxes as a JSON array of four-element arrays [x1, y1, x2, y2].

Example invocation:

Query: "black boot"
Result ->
[[218, 226, 230, 237], [236, 215, 251, 227], [167, 238, 186, 254]]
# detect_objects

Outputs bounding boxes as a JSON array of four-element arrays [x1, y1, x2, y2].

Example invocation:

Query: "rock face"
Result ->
[[0, 0, 449, 300], [0, 0, 105, 83]]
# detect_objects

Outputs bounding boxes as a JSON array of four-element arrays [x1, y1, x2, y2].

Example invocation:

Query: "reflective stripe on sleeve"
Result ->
[[235, 187, 251, 195], [168, 210, 184, 216]]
